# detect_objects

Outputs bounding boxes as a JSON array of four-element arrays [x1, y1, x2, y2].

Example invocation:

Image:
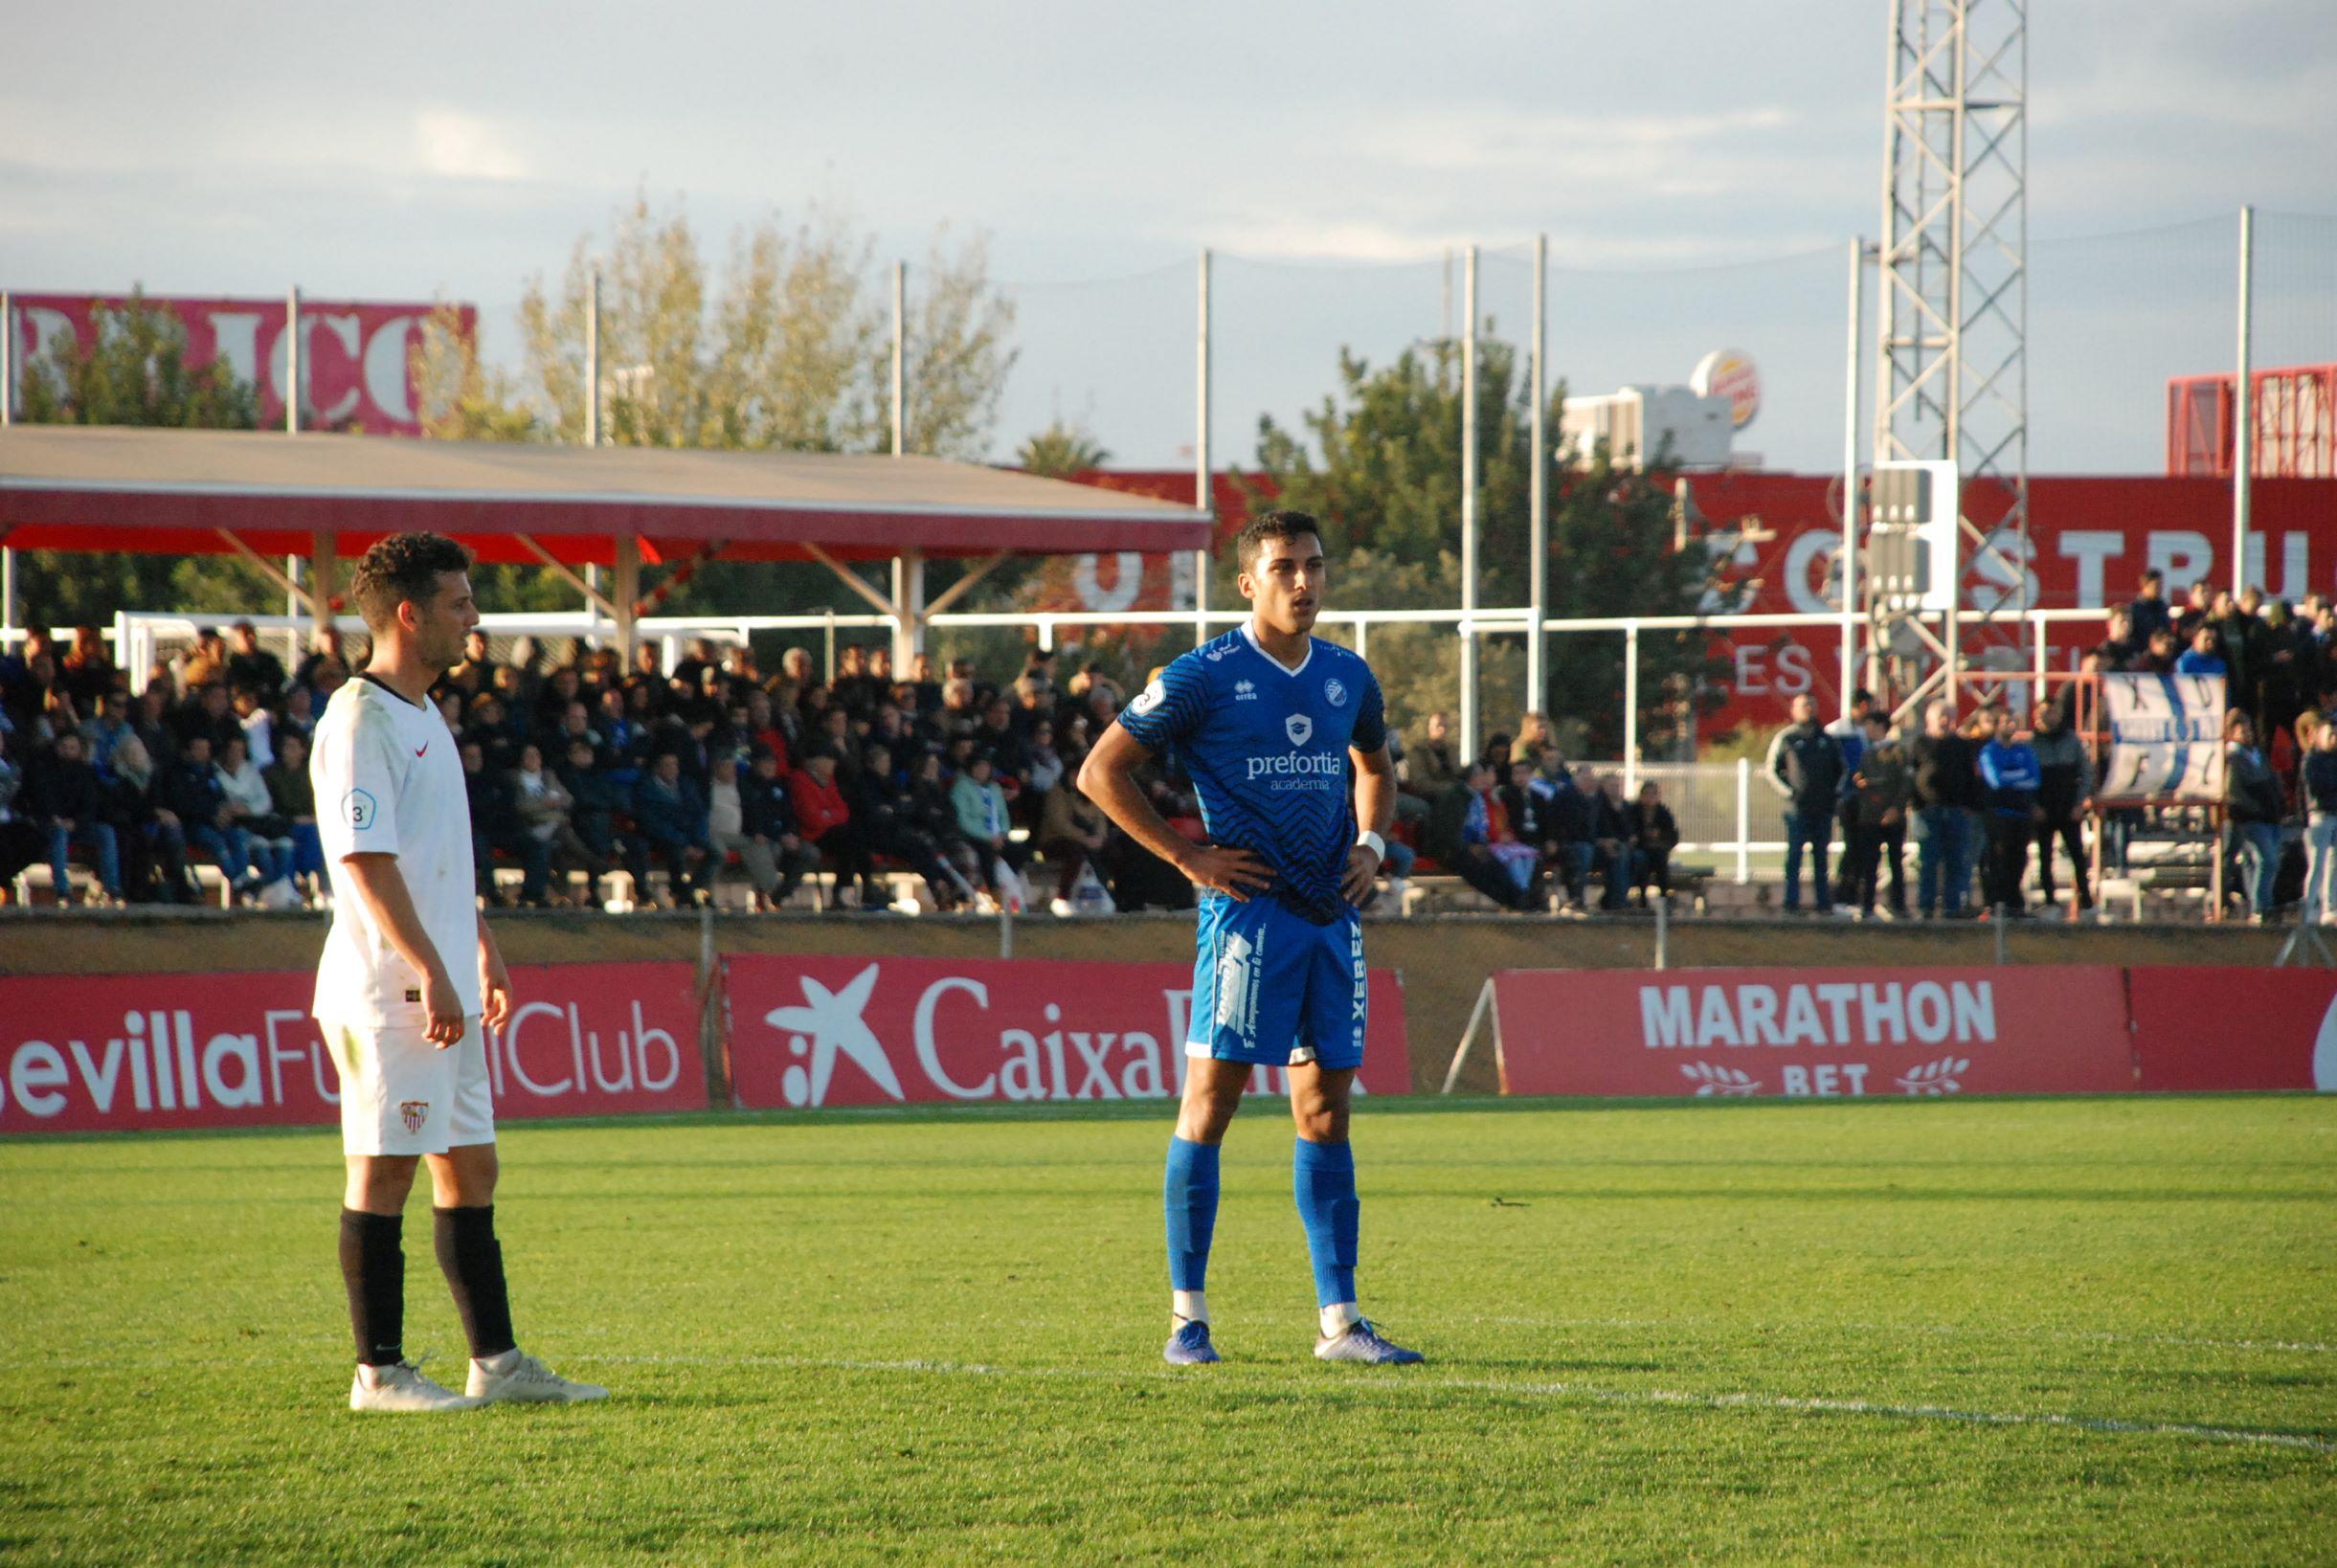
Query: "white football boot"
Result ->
[[348, 1357, 481, 1413], [466, 1350, 609, 1404]]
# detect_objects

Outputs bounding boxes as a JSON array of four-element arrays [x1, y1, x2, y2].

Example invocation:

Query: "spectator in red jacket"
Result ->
[[789, 749, 873, 906]]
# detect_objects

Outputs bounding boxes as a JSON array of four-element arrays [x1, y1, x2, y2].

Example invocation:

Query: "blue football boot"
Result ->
[[1314, 1319, 1424, 1364], [1164, 1317, 1221, 1365]]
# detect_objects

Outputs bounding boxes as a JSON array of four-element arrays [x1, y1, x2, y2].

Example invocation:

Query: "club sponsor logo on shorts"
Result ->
[[398, 1100, 430, 1134], [1324, 677, 1348, 708], [1215, 930, 1263, 1043], [345, 788, 378, 829]]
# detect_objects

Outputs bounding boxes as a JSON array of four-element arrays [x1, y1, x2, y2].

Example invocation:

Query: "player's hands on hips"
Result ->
[[1177, 843, 1271, 900], [479, 950, 514, 1036], [422, 966, 466, 1047], [1341, 842, 1383, 907]]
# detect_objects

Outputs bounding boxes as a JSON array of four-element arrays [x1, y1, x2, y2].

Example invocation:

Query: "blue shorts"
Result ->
[[1186, 893, 1367, 1070]]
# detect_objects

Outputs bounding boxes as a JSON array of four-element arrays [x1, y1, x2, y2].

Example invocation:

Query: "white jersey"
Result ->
[[311, 674, 480, 1026]]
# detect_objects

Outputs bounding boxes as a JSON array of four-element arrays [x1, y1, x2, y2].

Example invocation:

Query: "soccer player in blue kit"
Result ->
[[1079, 510, 1423, 1366]]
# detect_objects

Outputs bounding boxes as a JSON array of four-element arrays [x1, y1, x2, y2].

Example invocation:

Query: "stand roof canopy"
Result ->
[[0, 425, 1211, 568]]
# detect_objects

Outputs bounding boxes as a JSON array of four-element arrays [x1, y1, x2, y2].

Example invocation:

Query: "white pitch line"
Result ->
[[1472, 1314, 2337, 1357], [570, 1353, 2337, 1455]]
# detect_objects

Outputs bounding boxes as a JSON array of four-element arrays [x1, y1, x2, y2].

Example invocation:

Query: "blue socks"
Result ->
[[1164, 1136, 1221, 1294], [1292, 1137, 1359, 1310]]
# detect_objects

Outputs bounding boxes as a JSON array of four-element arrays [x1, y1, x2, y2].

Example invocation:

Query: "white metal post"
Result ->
[[1, 549, 13, 639], [1459, 244, 1480, 765], [2233, 205, 2255, 594], [1623, 626, 1640, 795], [284, 287, 302, 435], [1, 288, 12, 426], [1195, 248, 1212, 647], [1735, 756, 1752, 884], [1528, 234, 1548, 721], [891, 260, 907, 458], [585, 271, 601, 447], [1839, 236, 1863, 721], [892, 549, 925, 665]]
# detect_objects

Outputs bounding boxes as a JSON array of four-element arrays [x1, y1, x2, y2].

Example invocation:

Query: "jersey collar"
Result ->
[[354, 670, 428, 710], [1239, 621, 1313, 678]]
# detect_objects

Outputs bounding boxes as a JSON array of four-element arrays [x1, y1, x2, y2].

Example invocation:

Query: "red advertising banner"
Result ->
[[2127, 966, 2337, 1092], [0, 962, 704, 1134], [1488, 965, 2136, 1099], [9, 294, 474, 437], [726, 955, 1413, 1109]]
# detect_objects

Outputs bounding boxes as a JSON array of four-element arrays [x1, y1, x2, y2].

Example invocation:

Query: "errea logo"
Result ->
[[1234, 679, 1257, 701]]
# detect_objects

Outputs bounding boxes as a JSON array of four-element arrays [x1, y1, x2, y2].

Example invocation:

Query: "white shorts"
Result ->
[[321, 1015, 497, 1157]]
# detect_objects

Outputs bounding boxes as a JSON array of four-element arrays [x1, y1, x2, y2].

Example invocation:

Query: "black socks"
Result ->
[[339, 1209, 405, 1368], [434, 1204, 517, 1360]]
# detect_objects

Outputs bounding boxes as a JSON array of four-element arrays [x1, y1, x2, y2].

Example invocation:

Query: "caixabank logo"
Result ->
[[730, 956, 1413, 1109]]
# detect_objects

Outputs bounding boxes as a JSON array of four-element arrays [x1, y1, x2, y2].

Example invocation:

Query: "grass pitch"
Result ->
[[3, 1095, 2332, 1562]]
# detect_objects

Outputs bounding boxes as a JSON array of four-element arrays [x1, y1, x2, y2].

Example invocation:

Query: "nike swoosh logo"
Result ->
[[416, 743, 430, 757]]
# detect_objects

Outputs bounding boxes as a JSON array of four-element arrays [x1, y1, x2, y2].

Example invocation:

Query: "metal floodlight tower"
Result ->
[[1874, 0, 2028, 700]]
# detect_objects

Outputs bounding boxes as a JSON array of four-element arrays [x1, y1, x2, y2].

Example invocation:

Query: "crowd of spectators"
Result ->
[[1756, 568, 2337, 926], [0, 622, 1225, 915], [9, 562, 2333, 921]]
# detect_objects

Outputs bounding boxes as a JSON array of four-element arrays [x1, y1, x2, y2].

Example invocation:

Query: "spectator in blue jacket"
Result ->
[[1974, 707, 2043, 915], [2301, 716, 2337, 926], [2173, 624, 2227, 681], [2223, 711, 2285, 924], [628, 750, 711, 908], [157, 733, 252, 897]]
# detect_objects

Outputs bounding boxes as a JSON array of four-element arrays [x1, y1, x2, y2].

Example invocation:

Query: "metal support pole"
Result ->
[[1528, 235, 1548, 717], [284, 287, 302, 435], [585, 271, 601, 447], [1459, 244, 1480, 765], [1623, 626, 1640, 795], [1839, 236, 1863, 722], [1195, 248, 1212, 647], [285, 555, 301, 621], [1653, 892, 1670, 971], [1, 549, 13, 639], [1734, 756, 1752, 885], [612, 535, 641, 664], [891, 260, 907, 457], [2233, 205, 2255, 593], [891, 549, 925, 664], [310, 531, 338, 640], [1, 288, 13, 426]]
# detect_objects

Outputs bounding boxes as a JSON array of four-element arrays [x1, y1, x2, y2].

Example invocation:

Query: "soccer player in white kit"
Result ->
[[314, 532, 606, 1413]]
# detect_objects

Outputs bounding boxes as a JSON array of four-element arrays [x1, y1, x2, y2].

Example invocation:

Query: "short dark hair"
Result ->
[[1236, 509, 1324, 570], [348, 532, 473, 633]]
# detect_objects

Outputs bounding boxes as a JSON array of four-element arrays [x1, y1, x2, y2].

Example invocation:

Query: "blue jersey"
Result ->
[[1116, 625, 1386, 924]]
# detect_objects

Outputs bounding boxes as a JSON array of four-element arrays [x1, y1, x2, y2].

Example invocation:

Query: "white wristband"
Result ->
[[1357, 829, 1386, 861]]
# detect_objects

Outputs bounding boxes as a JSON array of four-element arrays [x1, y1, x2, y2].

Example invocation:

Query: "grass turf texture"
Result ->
[[2, 1097, 2332, 1562]]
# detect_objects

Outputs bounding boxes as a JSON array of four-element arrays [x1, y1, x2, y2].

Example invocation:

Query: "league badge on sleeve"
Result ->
[[1131, 681, 1165, 716], [345, 789, 378, 830]]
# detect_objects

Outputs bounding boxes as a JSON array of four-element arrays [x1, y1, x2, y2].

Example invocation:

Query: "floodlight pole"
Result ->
[[1195, 247, 1212, 646], [2, 291, 11, 638], [2232, 205, 2255, 594], [585, 271, 601, 448], [1459, 244, 1480, 765], [1839, 236, 1864, 723], [285, 287, 302, 435], [1528, 234, 1548, 720], [891, 260, 907, 458]]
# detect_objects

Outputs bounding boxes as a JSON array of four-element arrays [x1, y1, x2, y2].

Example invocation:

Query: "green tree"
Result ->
[[11, 293, 283, 627], [1247, 333, 1722, 758], [1015, 419, 1111, 479]]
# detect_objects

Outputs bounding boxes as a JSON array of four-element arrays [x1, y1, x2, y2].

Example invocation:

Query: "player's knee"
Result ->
[[346, 1154, 421, 1214], [1293, 1102, 1349, 1143]]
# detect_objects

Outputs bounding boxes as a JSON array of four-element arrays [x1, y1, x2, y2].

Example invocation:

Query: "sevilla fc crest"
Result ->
[[1286, 714, 1314, 747], [399, 1101, 430, 1135]]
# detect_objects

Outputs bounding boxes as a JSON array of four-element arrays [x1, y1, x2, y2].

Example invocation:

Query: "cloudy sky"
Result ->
[[4, 0, 2330, 472]]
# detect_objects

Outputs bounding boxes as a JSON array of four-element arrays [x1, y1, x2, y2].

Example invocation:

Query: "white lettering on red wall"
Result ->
[[9, 294, 475, 438]]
